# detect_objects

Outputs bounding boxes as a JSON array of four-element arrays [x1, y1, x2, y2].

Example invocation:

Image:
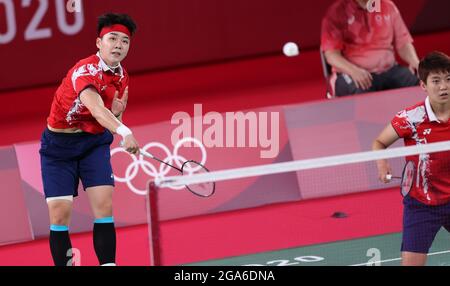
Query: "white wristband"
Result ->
[[116, 124, 132, 139]]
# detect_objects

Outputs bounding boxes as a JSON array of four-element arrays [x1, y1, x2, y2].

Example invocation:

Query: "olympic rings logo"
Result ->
[[111, 137, 207, 195]]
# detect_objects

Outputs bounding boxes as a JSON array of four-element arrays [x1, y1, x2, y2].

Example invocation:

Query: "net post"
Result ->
[[146, 180, 161, 266]]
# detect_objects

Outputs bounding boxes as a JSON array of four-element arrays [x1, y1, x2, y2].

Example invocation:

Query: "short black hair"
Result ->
[[418, 51, 450, 83], [97, 13, 137, 37]]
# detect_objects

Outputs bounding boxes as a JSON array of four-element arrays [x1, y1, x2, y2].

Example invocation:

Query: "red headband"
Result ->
[[99, 24, 131, 38]]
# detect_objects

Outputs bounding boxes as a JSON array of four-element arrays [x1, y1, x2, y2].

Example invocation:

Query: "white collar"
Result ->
[[425, 96, 440, 123], [96, 52, 124, 78]]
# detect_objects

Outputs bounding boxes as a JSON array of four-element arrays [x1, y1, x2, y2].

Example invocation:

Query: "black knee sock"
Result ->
[[49, 226, 72, 266], [93, 219, 116, 265]]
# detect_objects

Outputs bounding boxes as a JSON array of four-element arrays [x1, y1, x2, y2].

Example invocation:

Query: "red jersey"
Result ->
[[47, 53, 129, 134], [321, 0, 413, 73], [391, 97, 450, 205]]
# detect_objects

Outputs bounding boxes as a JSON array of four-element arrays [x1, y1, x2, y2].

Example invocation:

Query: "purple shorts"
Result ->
[[39, 128, 115, 199], [401, 195, 450, 253]]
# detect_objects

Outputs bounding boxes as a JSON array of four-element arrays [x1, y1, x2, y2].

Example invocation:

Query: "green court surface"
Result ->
[[186, 230, 450, 266]]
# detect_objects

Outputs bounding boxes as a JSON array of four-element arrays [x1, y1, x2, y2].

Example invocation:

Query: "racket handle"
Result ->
[[386, 174, 402, 180], [140, 149, 155, 159], [120, 140, 154, 159]]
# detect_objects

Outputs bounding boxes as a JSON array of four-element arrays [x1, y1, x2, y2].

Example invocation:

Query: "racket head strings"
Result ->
[[400, 161, 416, 197], [181, 160, 215, 198]]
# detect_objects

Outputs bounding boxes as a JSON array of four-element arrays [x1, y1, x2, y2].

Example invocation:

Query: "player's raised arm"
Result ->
[[79, 87, 121, 131], [80, 87, 140, 154]]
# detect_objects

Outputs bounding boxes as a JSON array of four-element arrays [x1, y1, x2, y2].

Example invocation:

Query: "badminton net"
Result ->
[[147, 140, 450, 266]]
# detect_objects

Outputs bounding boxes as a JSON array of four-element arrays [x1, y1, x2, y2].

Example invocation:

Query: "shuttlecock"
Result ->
[[283, 42, 299, 57]]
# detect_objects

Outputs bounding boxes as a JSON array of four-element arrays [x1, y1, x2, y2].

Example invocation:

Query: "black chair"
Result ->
[[320, 49, 335, 99]]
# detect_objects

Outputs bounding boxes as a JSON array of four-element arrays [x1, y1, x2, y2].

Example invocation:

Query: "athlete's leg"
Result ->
[[40, 128, 81, 266], [87, 186, 116, 266], [80, 130, 116, 265], [86, 185, 114, 218], [401, 252, 427, 266], [47, 197, 74, 266]]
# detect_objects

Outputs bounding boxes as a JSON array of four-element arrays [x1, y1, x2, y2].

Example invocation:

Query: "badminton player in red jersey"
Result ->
[[373, 51, 450, 266], [40, 13, 139, 266]]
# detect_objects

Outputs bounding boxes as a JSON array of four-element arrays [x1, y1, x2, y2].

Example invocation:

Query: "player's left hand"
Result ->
[[377, 160, 393, 183], [112, 86, 128, 116]]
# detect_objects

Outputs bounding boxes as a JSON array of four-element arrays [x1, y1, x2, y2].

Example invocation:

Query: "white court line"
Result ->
[[350, 250, 450, 266]]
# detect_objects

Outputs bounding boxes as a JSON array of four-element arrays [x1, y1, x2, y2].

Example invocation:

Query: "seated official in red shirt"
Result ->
[[321, 0, 420, 97]]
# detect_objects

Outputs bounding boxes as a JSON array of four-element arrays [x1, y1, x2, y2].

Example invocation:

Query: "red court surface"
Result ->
[[0, 188, 401, 266]]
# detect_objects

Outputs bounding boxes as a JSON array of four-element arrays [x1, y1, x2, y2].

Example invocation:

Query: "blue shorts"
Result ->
[[401, 196, 450, 253], [39, 128, 115, 199]]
